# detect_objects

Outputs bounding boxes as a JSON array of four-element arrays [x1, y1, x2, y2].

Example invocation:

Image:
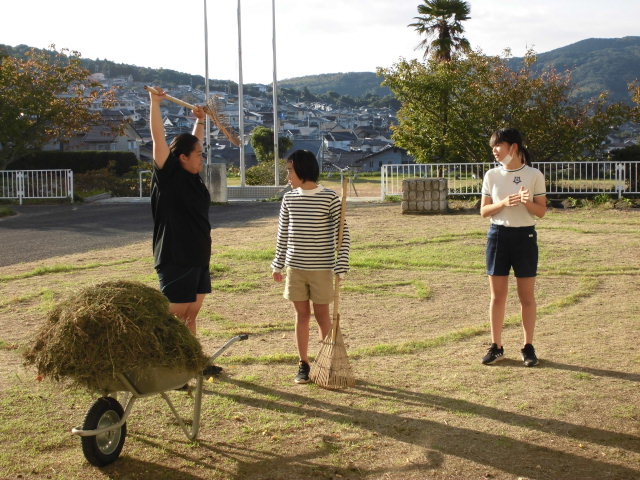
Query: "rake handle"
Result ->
[[332, 177, 348, 337], [144, 85, 197, 110]]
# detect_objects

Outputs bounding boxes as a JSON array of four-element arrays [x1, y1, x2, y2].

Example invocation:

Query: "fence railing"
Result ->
[[0, 170, 74, 204], [381, 161, 640, 199]]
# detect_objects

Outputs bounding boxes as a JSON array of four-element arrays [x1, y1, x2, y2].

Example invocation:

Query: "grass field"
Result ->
[[0, 202, 639, 480]]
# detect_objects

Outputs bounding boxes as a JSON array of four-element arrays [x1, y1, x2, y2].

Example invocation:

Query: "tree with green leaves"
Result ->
[[379, 51, 634, 164], [0, 46, 115, 169], [250, 126, 292, 162], [409, 0, 471, 61], [408, 0, 471, 161]]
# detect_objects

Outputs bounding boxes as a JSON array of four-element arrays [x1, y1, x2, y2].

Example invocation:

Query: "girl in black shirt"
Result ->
[[148, 86, 211, 335]]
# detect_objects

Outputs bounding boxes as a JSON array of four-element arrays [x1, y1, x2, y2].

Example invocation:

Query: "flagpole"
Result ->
[[237, 0, 246, 186], [203, 0, 211, 166], [272, 0, 279, 186]]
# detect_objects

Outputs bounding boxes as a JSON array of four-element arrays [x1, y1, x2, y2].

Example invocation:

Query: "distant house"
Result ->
[[323, 130, 358, 150], [44, 110, 143, 159], [353, 145, 415, 173], [354, 138, 393, 154], [323, 147, 367, 172]]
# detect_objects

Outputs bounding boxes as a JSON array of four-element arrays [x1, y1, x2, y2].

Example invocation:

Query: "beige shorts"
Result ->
[[284, 267, 334, 304]]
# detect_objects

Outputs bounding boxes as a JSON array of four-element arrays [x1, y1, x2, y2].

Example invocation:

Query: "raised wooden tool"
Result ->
[[310, 176, 355, 389], [144, 85, 240, 146]]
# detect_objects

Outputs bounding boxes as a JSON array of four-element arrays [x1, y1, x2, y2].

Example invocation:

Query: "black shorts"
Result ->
[[486, 224, 538, 278], [155, 263, 212, 303]]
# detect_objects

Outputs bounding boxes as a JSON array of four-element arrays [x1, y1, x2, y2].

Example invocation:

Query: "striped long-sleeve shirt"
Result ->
[[271, 186, 350, 274]]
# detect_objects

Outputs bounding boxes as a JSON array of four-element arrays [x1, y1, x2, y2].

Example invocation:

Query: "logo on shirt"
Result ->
[[513, 176, 522, 185]]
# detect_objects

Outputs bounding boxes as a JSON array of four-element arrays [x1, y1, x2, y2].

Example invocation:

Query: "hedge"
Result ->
[[7, 151, 139, 176]]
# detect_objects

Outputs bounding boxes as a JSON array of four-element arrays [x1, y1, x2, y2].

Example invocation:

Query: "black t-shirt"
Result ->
[[151, 153, 211, 267]]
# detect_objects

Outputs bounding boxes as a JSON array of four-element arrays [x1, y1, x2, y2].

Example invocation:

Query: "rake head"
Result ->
[[204, 96, 240, 147], [310, 324, 355, 390]]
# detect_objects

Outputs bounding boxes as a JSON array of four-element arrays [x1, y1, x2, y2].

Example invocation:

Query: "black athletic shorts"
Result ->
[[155, 263, 212, 303], [486, 224, 538, 278]]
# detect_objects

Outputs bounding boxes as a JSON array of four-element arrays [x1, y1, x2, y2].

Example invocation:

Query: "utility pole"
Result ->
[[203, 0, 211, 166], [237, 0, 246, 186], [272, 0, 279, 186]]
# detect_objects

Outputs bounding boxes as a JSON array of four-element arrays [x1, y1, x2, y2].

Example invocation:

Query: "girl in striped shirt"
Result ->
[[272, 150, 350, 384]]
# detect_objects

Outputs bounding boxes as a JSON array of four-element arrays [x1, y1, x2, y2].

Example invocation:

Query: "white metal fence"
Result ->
[[0, 169, 74, 204], [381, 161, 640, 199]]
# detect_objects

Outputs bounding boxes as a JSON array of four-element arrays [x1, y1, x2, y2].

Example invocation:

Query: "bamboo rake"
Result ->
[[310, 176, 355, 389], [144, 85, 240, 146]]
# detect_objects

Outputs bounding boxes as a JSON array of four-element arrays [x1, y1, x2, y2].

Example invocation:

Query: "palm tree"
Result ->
[[409, 0, 471, 62]]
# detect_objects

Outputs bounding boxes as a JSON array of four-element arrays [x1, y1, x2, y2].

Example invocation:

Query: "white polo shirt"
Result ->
[[482, 164, 546, 227]]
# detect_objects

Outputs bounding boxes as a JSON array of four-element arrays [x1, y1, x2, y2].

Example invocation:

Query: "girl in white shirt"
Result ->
[[480, 128, 547, 367]]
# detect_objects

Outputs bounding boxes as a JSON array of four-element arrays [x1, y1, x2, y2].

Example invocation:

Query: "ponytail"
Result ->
[[520, 145, 532, 166]]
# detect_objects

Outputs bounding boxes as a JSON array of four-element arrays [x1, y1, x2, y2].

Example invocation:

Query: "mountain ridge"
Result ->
[[2, 36, 639, 104]]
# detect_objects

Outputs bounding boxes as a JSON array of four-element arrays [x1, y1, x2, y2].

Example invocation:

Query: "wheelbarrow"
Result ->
[[71, 334, 248, 466]]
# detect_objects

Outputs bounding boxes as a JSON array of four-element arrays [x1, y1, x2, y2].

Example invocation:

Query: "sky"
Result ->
[[2, 0, 639, 84]]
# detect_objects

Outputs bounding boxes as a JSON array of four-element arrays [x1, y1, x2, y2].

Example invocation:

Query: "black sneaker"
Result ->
[[482, 343, 504, 365], [521, 344, 539, 367], [294, 360, 310, 384], [202, 364, 223, 377]]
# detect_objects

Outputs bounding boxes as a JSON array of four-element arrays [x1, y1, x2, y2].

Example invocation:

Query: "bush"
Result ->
[[8, 151, 138, 176], [566, 197, 581, 208], [245, 159, 288, 186], [74, 166, 141, 197], [593, 193, 613, 206]]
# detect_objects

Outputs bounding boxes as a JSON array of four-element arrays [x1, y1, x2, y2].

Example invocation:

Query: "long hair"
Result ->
[[489, 128, 532, 166], [169, 133, 199, 158]]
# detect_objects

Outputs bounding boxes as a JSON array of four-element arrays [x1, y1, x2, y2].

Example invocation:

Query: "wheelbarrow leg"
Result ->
[[160, 375, 204, 441], [159, 334, 248, 442]]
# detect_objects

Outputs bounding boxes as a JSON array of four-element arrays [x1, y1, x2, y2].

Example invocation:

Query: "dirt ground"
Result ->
[[0, 202, 639, 480]]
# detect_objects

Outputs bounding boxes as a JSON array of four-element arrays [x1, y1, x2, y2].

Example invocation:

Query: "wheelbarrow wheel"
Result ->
[[80, 396, 126, 467]]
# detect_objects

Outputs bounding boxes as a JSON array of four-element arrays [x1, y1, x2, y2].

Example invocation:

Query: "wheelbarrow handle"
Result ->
[[209, 334, 249, 363]]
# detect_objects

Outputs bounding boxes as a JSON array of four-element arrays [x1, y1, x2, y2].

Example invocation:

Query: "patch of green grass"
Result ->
[[351, 252, 484, 272], [200, 320, 291, 337], [225, 352, 299, 365], [213, 280, 260, 293], [349, 325, 487, 359], [219, 248, 274, 261], [611, 404, 639, 420], [537, 277, 598, 314], [356, 231, 486, 250], [350, 235, 486, 272], [211, 263, 230, 273], [0, 288, 58, 312], [342, 280, 432, 299], [0, 206, 16, 218], [0, 259, 138, 283], [574, 372, 593, 380]]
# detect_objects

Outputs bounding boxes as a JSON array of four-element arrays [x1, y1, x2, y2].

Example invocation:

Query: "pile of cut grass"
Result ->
[[23, 280, 208, 392]]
